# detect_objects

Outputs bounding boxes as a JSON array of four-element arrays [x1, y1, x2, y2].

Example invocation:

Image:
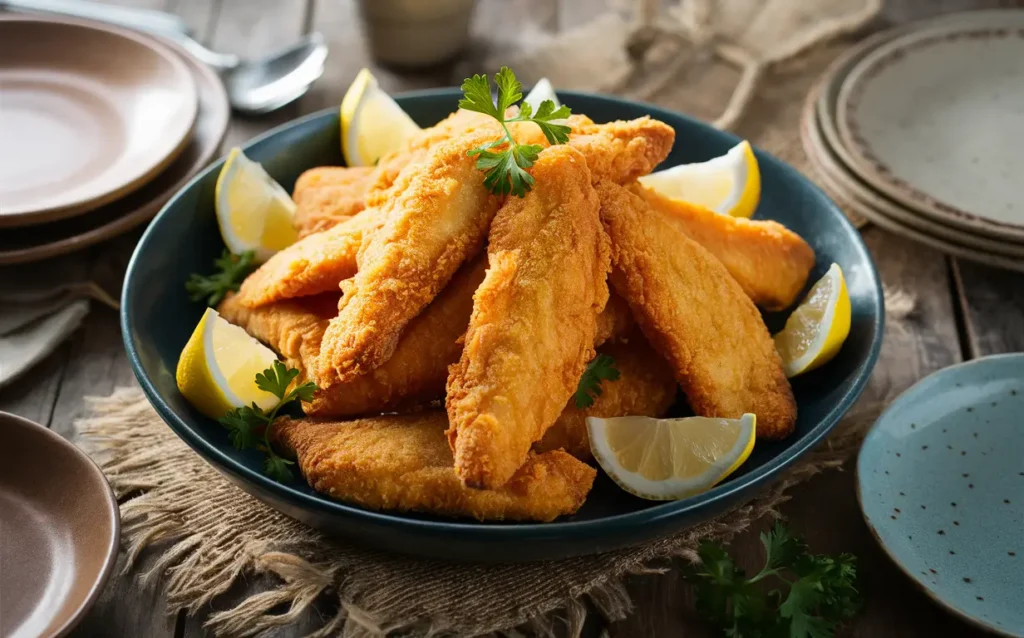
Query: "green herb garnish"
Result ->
[[218, 361, 317, 482], [459, 67, 572, 197], [574, 354, 620, 409], [185, 249, 255, 306], [690, 522, 863, 637]]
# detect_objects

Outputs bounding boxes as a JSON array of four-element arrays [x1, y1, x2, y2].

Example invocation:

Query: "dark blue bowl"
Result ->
[[122, 89, 884, 562]]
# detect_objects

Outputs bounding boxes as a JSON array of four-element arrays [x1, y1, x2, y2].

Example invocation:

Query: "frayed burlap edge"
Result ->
[[75, 289, 911, 638]]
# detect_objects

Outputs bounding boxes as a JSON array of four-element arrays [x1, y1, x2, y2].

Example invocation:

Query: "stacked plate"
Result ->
[[0, 15, 230, 265], [802, 9, 1024, 272]]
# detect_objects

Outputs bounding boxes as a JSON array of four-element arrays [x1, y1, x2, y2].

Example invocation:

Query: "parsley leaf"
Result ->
[[574, 354, 620, 409], [185, 249, 255, 306], [256, 360, 300, 400], [459, 67, 572, 197], [690, 522, 863, 638], [217, 362, 318, 482]]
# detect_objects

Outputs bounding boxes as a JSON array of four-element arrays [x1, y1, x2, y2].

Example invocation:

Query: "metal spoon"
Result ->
[[1, 0, 328, 114]]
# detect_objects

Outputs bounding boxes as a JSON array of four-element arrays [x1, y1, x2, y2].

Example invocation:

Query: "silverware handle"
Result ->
[[1, 0, 189, 35]]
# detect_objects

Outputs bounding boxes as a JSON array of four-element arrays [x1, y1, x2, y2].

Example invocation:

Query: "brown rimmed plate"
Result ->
[[0, 30, 229, 265], [0, 411, 120, 637], [0, 16, 198, 226]]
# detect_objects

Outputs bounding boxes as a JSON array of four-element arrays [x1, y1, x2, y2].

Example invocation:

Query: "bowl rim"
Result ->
[[121, 88, 885, 541]]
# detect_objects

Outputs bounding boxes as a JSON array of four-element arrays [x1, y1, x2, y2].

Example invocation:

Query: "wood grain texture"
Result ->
[[952, 259, 1024, 358], [8, 0, 1016, 637]]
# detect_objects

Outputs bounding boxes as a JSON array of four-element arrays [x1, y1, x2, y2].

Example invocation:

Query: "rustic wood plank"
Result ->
[[70, 553, 180, 638], [49, 235, 140, 438], [952, 259, 1024, 358]]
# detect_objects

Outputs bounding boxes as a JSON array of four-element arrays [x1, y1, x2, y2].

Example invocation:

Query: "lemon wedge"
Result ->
[[523, 77, 559, 111], [176, 308, 280, 420], [215, 148, 297, 263], [773, 263, 852, 378], [588, 414, 756, 500], [639, 140, 761, 218], [340, 68, 421, 167]]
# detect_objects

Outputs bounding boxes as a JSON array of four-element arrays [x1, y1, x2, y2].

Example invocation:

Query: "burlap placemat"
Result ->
[[75, 2, 903, 635]]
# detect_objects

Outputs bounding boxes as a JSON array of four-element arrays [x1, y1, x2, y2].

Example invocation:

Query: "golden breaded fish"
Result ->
[[271, 412, 596, 522], [234, 209, 379, 308], [292, 166, 374, 237], [597, 181, 796, 440], [316, 130, 503, 385], [446, 146, 611, 490], [535, 336, 678, 461], [632, 185, 815, 310]]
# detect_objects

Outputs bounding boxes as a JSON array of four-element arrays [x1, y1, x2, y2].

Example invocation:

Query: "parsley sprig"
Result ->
[[574, 354, 620, 409], [691, 522, 862, 638], [186, 249, 255, 306], [459, 67, 572, 197], [218, 361, 318, 482]]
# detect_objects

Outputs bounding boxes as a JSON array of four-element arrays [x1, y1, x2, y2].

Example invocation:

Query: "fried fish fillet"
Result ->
[[568, 117, 675, 185], [447, 146, 611, 490], [316, 130, 503, 385], [292, 166, 374, 237], [365, 109, 499, 207], [271, 412, 596, 522], [597, 181, 796, 439], [234, 209, 379, 308], [218, 292, 338, 373], [535, 336, 678, 461], [305, 257, 486, 415], [222, 257, 632, 417], [632, 185, 815, 310]]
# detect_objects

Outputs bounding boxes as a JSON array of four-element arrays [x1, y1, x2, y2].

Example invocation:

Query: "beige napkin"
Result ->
[[0, 279, 117, 389]]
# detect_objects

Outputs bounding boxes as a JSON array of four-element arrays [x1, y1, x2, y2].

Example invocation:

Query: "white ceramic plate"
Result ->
[[835, 13, 1024, 241]]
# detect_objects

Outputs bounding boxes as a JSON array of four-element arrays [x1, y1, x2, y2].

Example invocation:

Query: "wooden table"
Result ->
[[2, 0, 1019, 635]]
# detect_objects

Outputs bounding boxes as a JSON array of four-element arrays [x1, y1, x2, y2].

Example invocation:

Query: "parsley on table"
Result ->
[[218, 360, 318, 482], [690, 522, 863, 638], [459, 67, 572, 197], [574, 354, 620, 409], [185, 249, 255, 306]]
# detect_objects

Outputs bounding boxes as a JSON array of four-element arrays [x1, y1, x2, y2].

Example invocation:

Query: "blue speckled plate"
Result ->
[[858, 354, 1024, 637]]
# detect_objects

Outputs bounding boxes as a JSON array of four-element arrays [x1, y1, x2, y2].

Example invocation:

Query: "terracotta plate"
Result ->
[[0, 16, 198, 226], [0, 412, 119, 637], [0, 32, 229, 265]]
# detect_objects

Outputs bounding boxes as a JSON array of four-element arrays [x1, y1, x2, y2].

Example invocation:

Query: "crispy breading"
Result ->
[[446, 146, 611, 490], [631, 184, 815, 310], [316, 131, 503, 385], [271, 412, 596, 522], [222, 256, 632, 417], [597, 181, 796, 440], [217, 292, 337, 374], [535, 336, 678, 461], [567, 117, 675, 184], [365, 109, 499, 207], [292, 166, 374, 237], [305, 257, 486, 415], [234, 209, 379, 308], [594, 291, 634, 346]]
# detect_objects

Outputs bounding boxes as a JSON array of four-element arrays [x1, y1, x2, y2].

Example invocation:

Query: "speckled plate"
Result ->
[[858, 354, 1024, 637], [835, 13, 1024, 242]]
